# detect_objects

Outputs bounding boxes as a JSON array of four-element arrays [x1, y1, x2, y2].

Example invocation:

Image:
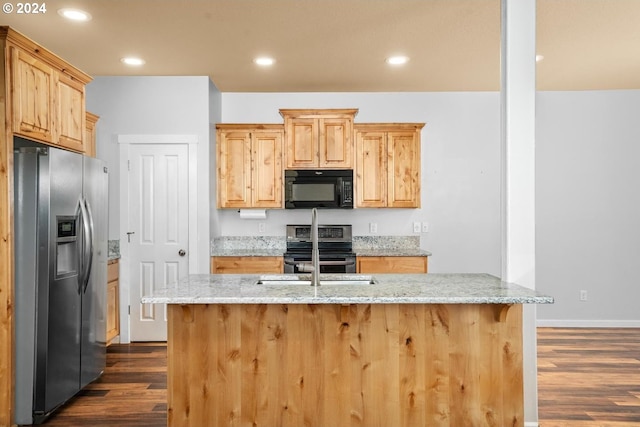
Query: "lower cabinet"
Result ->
[[356, 256, 428, 273], [211, 256, 284, 274], [107, 260, 120, 344]]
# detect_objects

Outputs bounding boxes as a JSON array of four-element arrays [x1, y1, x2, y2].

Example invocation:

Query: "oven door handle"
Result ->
[[283, 258, 355, 266], [317, 260, 355, 266]]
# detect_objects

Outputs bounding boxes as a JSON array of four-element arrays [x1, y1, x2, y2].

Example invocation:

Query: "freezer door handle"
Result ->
[[79, 197, 94, 294]]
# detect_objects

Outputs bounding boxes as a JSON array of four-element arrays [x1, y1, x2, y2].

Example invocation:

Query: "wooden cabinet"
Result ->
[[217, 124, 283, 208], [1, 27, 93, 424], [107, 260, 120, 344], [11, 47, 56, 143], [355, 123, 423, 208], [211, 256, 284, 274], [7, 30, 91, 153], [56, 72, 86, 152], [280, 109, 357, 169], [84, 112, 99, 157], [357, 256, 428, 273]]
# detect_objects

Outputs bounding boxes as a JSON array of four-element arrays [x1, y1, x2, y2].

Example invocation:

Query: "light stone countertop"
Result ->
[[141, 273, 553, 305], [210, 249, 285, 257], [353, 249, 431, 257]]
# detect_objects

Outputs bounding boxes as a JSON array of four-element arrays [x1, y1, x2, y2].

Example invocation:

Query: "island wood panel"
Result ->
[[167, 303, 523, 427], [357, 256, 428, 273], [211, 256, 284, 274]]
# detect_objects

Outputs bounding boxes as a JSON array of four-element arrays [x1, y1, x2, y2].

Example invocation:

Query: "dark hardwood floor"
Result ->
[[537, 328, 640, 427], [28, 328, 640, 426], [31, 342, 167, 427]]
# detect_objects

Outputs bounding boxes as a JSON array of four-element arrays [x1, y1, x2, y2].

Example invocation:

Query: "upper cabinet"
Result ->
[[280, 109, 357, 169], [355, 123, 424, 208], [4, 27, 92, 153], [85, 112, 99, 158], [11, 47, 56, 143], [217, 124, 283, 208], [56, 72, 86, 152]]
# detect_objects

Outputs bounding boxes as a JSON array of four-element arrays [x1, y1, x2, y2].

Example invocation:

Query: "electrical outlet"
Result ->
[[369, 223, 378, 234], [258, 222, 266, 233], [422, 222, 429, 233], [413, 222, 421, 233], [580, 290, 588, 301]]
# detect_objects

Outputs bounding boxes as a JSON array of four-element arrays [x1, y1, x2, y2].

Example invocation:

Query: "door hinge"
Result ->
[[127, 160, 131, 171], [128, 305, 131, 315]]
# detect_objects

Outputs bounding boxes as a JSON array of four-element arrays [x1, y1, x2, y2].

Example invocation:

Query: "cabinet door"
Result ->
[[252, 130, 283, 208], [387, 131, 420, 208], [285, 118, 317, 168], [56, 72, 86, 152], [218, 131, 252, 208], [356, 131, 387, 207], [357, 256, 427, 273], [211, 256, 284, 274], [11, 47, 56, 143], [107, 261, 120, 343], [319, 118, 352, 168]]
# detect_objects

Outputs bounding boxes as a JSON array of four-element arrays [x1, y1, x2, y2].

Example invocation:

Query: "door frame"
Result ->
[[118, 134, 198, 343]]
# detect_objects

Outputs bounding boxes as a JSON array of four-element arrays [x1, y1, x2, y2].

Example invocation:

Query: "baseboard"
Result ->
[[537, 319, 640, 328], [524, 422, 539, 427]]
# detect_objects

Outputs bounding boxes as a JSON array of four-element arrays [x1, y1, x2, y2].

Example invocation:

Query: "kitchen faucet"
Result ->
[[296, 208, 320, 286], [311, 207, 319, 286]]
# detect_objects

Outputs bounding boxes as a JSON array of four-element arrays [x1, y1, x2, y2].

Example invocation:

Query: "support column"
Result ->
[[500, 0, 537, 425]]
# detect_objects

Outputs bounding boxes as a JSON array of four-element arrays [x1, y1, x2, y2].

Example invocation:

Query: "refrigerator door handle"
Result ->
[[79, 196, 94, 293]]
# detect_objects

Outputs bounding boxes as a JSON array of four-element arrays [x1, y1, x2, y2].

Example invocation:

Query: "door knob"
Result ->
[[178, 249, 186, 256]]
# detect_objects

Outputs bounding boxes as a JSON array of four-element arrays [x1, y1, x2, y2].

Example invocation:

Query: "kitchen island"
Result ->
[[143, 273, 552, 427]]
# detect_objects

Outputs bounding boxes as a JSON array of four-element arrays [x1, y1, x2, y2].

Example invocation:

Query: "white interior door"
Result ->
[[127, 143, 189, 341]]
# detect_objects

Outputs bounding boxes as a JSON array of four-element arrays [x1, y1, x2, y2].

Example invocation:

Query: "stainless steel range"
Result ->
[[284, 224, 356, 274]]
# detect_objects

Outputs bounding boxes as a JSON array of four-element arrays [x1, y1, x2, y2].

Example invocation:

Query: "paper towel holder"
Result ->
[[238, 209, 267, 219]]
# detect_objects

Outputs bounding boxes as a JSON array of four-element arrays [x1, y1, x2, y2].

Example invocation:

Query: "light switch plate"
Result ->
[[369, 223, 378, 234], [422, 222, 429, 233], [413, 222, 421, 233]]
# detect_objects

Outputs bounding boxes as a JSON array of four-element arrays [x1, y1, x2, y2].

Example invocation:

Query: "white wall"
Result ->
[[536, 90, 640, 326], [220, 92, 502, 275], [87, 81, 640, 325], [86, 76, 215, 274]]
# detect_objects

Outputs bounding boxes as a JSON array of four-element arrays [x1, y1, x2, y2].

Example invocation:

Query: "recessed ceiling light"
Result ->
[[536, 54, 544, 62], [121, 57, 145, 66], [58, 8, 92, 22], [386, 56, 409, 65], [254, 57, 275, 66]]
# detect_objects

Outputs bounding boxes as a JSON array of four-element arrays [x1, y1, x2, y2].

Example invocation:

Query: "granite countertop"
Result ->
[[354, 249, 431, 257], [141, 273, 553, 305], [211, 248, 285, 257], [210, 236, 431, 258], [210, 248, 431, 257]]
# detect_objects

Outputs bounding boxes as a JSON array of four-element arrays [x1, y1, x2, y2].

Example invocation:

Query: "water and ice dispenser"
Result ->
[[55, 216, 78, 278]]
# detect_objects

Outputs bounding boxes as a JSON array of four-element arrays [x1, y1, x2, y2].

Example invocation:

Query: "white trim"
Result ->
[[118, 134, 198, 145], [537, 319, 640, 328], [524, 422, 539, 427]]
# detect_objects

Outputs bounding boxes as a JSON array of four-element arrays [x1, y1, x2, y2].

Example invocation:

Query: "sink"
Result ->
[[255, 275, 376, 286]]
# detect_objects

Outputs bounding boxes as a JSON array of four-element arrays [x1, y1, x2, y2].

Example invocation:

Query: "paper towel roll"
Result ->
[[238, 209, 267, 219]]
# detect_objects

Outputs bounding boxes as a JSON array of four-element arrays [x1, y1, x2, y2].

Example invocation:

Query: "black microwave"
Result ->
[[284, 169, 354, 209]]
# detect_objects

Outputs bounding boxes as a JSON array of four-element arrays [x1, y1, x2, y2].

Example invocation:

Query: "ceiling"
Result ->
[[3, 0, 640, 92]]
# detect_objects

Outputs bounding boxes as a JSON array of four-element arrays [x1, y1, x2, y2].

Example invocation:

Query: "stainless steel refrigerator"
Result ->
[[13, 137, 108, 425]]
